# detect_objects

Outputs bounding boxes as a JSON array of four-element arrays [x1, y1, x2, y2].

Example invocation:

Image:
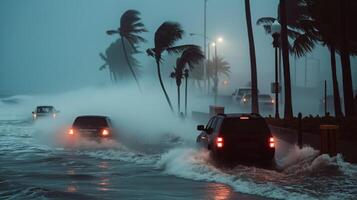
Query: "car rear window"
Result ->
[[73, 117, 108, 128], [37, 106, 54, 113], [238, 89, 251, 96], [220, 117, 269, 135]]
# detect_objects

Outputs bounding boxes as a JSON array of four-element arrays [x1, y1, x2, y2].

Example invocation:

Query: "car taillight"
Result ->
[[216, 137, 224, 148], [68, 128, 74, 135], [269, 137, 275, 148], [101, 129, 109, 137]]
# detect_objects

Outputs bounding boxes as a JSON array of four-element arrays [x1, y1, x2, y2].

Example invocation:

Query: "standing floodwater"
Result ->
[[0, 95, 357, 200]]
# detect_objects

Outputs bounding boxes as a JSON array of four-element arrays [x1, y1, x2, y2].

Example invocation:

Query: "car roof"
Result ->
[[75, 115, 109, 119]]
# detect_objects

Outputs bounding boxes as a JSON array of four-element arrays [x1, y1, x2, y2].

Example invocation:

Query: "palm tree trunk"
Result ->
[[280, 0, 294, 119], [340, 0, 355, 117], [121, 37, 142, 93], [177, 85, 181, 115], [156, 59, 174, 113], [185, 77, 188, 117], [329, 46, 343, 117], [244, 0, 259, 114]]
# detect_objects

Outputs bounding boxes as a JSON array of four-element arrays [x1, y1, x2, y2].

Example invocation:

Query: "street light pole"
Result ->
[[204, 0, 208, 94], [272, 20, 281, 119], [214, 42, 218, 106]]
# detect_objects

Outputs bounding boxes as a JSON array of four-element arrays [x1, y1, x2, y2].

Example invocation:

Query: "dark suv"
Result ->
[[196, 113, 275, 163], [68, 116, 114, 140]]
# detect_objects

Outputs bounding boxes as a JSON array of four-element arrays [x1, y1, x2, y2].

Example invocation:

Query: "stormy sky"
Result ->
[[0, 0, 356, 95]]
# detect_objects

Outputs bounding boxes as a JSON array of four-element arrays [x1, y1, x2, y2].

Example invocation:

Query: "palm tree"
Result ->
[[106, 9, 147, 92], [244, 0, 259, 114], [207, 56, 231, 92], [299, 0, 356, 117], [99, 39, 140, 83], [147, 22, 195, 112], [170, 46, 204, 114]]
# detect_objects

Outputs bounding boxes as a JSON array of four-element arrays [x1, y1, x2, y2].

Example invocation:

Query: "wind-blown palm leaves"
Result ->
[[170, 45, 204, 114], [99, 39, 140, 83], [106, 9, 147, 92], [147, 22, 196, 113], [256, 17, 319, 58], [256, 1, 319, 119]]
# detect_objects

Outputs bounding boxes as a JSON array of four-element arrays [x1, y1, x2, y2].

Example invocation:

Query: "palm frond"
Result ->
[[177, 45, 204, 70], [256, 17, 276, 26], [166, 44, 196, 55], [155, 22, 184, 50], [99, 53, 107, 61], [257, 17, 277, 34], [119, 9, 147, 45], [106, 30, 119, 35], [292, 33, 316, 57], [99, 64, 107, 71]]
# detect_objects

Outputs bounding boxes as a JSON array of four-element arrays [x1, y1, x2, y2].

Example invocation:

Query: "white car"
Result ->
[[32, 106, 59, 120], [240, 94, 275, 111], [232, 88, 253, 103]]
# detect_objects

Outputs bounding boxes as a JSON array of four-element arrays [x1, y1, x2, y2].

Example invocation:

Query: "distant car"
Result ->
[[232, 88, 252, 102], [240, 94, 275, 111], [68, 115, 114, 140], [196, 113, 275, 163], [32, 106, 59, 120]]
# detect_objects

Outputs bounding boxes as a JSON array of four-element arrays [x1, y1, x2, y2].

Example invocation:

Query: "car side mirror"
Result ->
[[197, 125, 205, 131]]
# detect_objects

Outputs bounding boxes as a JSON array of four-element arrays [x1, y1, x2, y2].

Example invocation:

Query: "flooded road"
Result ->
[[1, 93, 357, 200]]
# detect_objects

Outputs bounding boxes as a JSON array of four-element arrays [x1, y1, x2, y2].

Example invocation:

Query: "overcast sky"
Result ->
[[0, 0, 355, 95]]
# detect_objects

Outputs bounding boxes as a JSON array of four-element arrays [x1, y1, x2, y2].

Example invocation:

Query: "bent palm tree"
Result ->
[[170, 46, 204, 114], [147, 22, 196, 112], [99, 39, 140, 83], [107, 9, 147, 92]]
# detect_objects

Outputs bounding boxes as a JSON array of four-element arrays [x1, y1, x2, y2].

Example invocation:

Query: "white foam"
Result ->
[[156, 147, 315, 200]]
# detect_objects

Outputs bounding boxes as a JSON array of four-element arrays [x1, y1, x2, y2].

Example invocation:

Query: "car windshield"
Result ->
[[73, 117, 108, 128], [220, 117, 269, 135], [36, 106, 54, 113], [238, 89, 251, 96]]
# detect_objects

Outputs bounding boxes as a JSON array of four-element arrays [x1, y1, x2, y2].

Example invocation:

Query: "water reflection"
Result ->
[[208, 183, 233, 200], [97, 161, 112, 192], [67, 182, 78, 193], [66, 169, 79, 193], [97, 177, 111, 191]]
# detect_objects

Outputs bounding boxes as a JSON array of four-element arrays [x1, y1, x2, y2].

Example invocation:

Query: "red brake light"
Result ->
[[102, 129, 109, 137], [240, 116, 249, 120], [269, 137, 275, 148], [216, 137, 224, 148], [68, 128, 74, 135]]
